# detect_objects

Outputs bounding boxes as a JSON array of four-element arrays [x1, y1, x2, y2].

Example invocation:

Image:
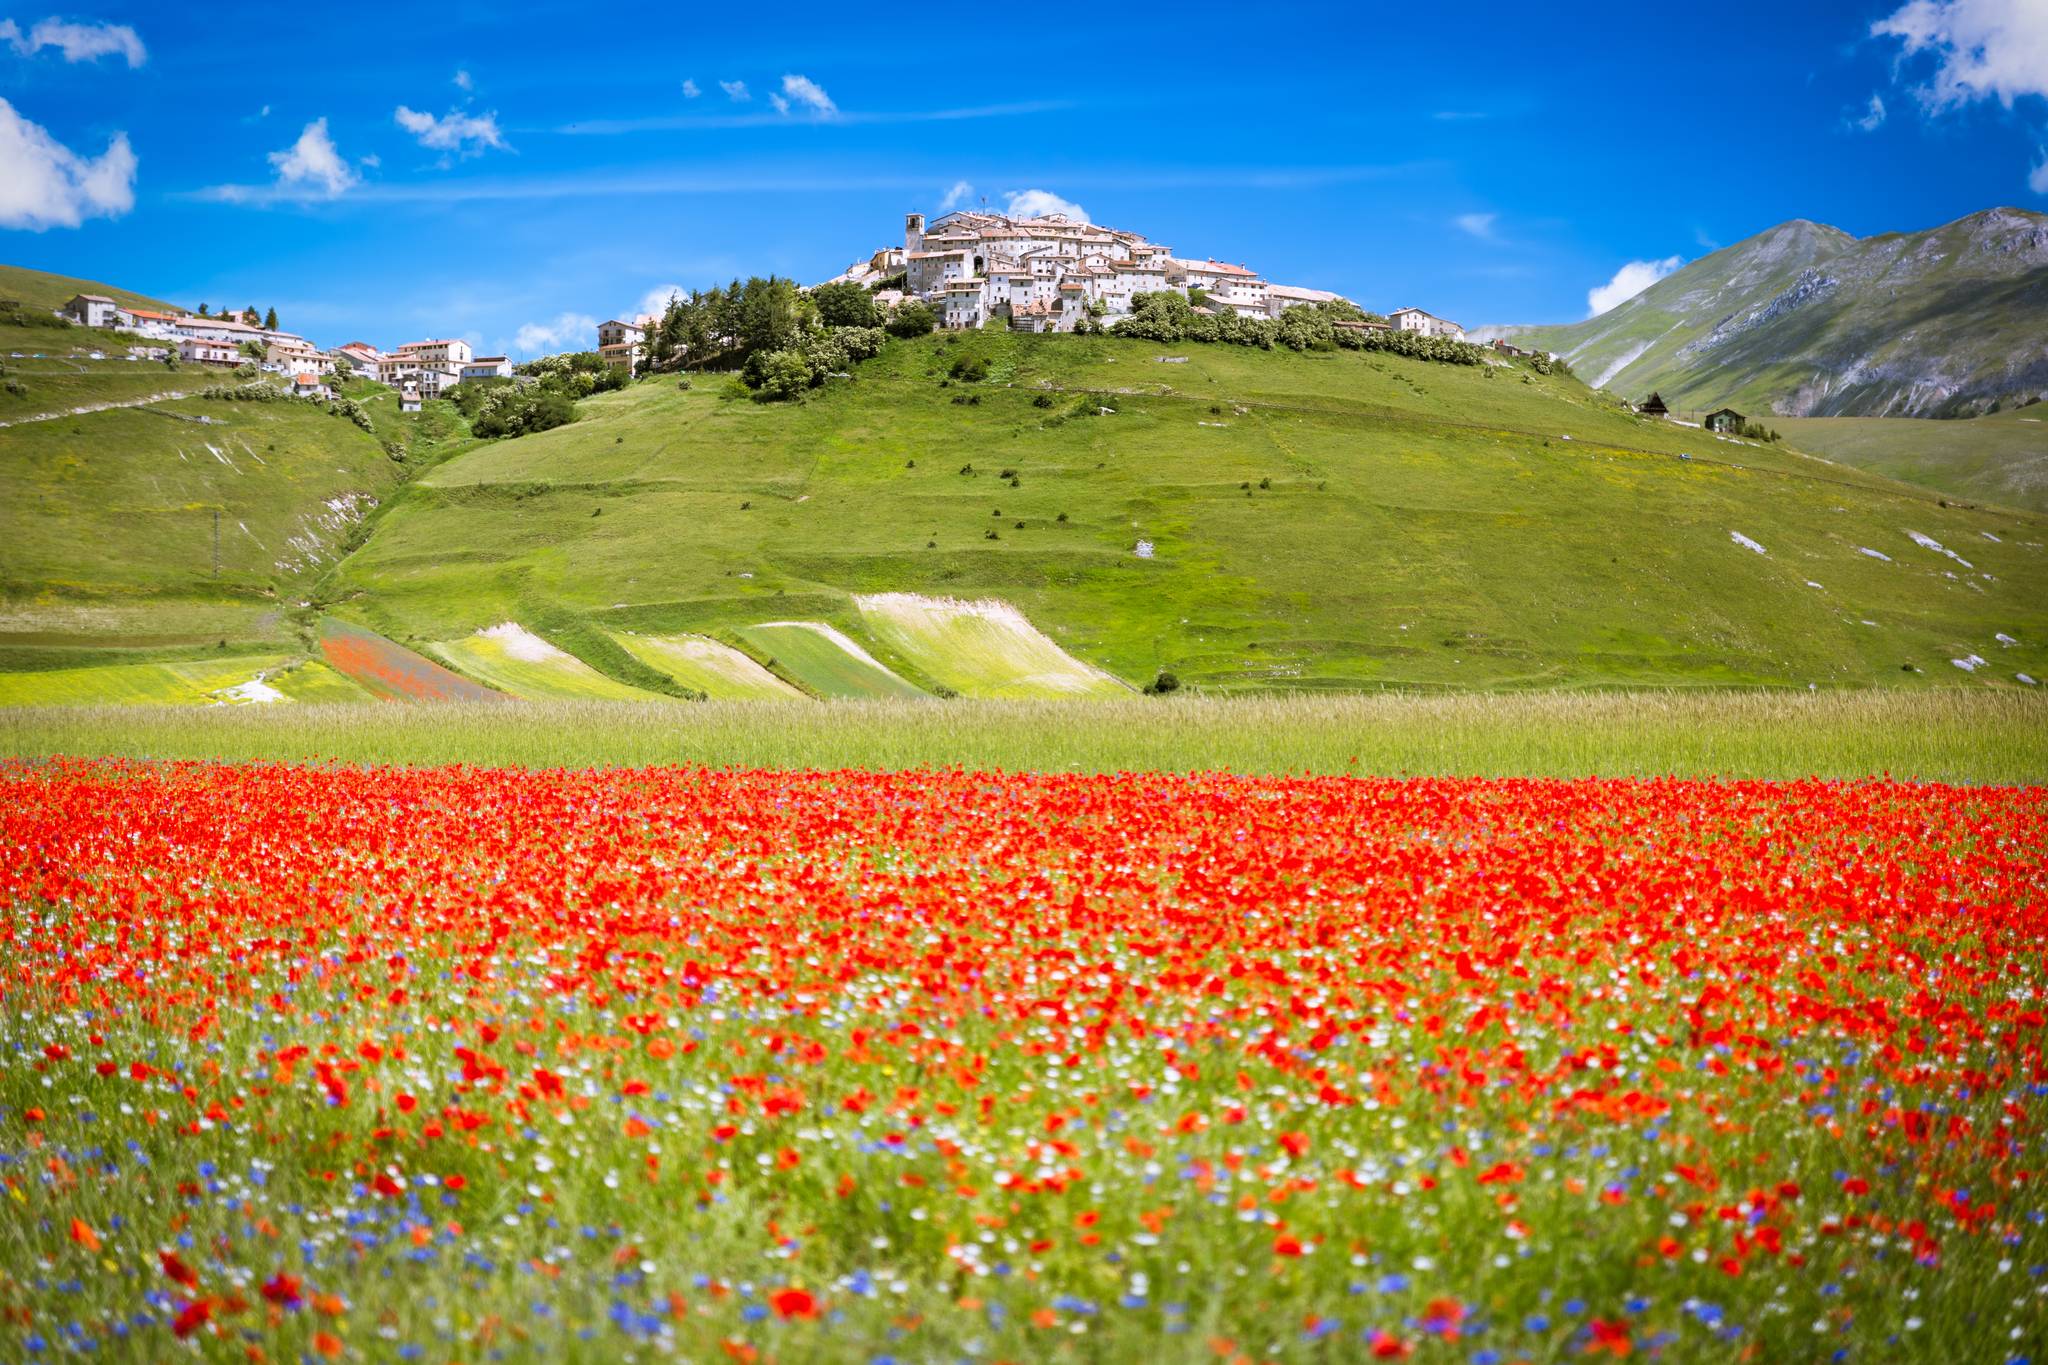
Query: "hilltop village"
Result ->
[[50, 207, 1483, 404], [55, 292, 508, 411]]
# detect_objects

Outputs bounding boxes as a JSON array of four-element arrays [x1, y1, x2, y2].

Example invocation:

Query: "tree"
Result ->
[[263, 307, 279, 331], [197, 303, 210, 317], [748, 348, 813, 401], [886, 300, 937, 338], [813, 281, 883, 329]]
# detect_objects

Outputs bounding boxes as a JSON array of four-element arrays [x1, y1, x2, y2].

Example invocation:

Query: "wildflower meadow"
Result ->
[[2, 759, 2044, 1362]]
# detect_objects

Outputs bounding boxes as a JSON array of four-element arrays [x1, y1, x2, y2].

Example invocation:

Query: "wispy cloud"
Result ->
[[395, 105, 510, 160], [0, 16, 145, 66], [719, 79, 749, 102], [0, 95, 135, 229], [453, 69, 472, 91], [1003, 188, 1086, 221], [1453, 212, 1498, 240], [939, 179, 974, 210], [270, 118, 356, 197], [778, 74, 836, 116], [513, 311, 597, 356], [1850, 92, 1887, 131], [1586, 255, 1684, 317], [1871, 0, 2048, 189], [1431, 110, 1487, 121], [2031, 148, 2048, 194], [558, 98, 1070, 135], [681, 78, 700, 99], [178, 160, 1432, 209]]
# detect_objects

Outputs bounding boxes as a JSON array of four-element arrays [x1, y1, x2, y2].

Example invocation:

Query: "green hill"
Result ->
[[0, 262, 176, 316], [320, 330, 2047, 694], [1489, 208, 2048, 418], [6, 304, 2045, 702], [1772, 407, 2048, 513]]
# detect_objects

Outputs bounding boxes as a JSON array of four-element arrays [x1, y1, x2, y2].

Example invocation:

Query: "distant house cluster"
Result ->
[[824, 211, 1374, 335], [59, 292, 507, 411]]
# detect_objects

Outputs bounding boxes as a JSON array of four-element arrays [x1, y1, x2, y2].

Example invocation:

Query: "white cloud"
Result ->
[[719, 80, 749, 102], [514, 311, 598, 356], [636, 283, 684, 319], [453, 69, 472, 91], [1853, 93, 1888, 130], [1873, 0, 2048, 110], [0, 96, 135, 229], [1002, 187, 1087, 221], [939, 179, 974, 210], [1872, 1, 2048, 191], [2031, 148, 2048, 193], [1586, 255, 1684, 317], [1453, 212, 1497, 239], [394, 105, 509, 159], [779, 73, 835, 115], [268, 117, 357, 198], [682, 78, 700, 99], [1, 17, 145, 66], [768, 93, 789, 115]]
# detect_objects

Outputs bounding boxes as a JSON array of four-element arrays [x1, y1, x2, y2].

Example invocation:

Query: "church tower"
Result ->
[[906, 212, 925, 256]]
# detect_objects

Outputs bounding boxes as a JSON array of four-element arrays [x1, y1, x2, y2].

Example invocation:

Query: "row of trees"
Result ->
[[194, 304, 281, 330], [1112, 292, 1493, 366], [450, 352, 629, 437]]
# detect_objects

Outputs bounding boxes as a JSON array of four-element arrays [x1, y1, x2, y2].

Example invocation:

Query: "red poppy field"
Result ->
[[2, 759, 2045, 1363]]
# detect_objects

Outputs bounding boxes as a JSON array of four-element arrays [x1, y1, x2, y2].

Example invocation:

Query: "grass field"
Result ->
[[331, 331, 2048, 695], [735, 621, 931, 699], [1775, 407, 2048, 513], [426, 623, 676, 701], [0, 654, 368, 705], [856, 592, 1133, 698], [613, 631, 805, 700], [0, 262, 175, 315], [2, 690, 2041, 782]]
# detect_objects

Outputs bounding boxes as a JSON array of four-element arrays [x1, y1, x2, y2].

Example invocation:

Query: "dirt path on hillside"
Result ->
[[0, 391, 192, 428]]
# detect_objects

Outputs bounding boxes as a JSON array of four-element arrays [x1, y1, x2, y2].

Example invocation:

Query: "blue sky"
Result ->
[[2, 0, 2044, 355]]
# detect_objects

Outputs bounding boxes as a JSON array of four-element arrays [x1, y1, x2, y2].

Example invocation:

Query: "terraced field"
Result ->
[[318, 619, 504, 702], [612, 631, 802, 700], [734, 622, 927, 699], [426, 623, 674, 701], [855, 593, 1130, 698], [0, 654, 367, 706]]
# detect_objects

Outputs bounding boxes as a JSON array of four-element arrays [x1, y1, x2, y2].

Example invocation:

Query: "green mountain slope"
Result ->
[[321, 332, 2048, 693], [1491, 208, 2048, 418], [0, 263, 175, 315], [1774, 408, 2048, 513]]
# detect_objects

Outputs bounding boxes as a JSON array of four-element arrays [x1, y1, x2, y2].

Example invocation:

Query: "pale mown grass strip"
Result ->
[[2, 691, 2042, 782]]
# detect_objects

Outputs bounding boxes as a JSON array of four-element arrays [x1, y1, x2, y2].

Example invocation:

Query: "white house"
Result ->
[[394, 338, 473, 367], [64, 294, 124, 329], [1265, 284, 1348, 318], [461, 355, 512, 381], [596, 318, 646, 371], [179, 336, 239, 366], [123, 308, 183, 341], [331, 343, 384, 377], [1389, 307, 1466, 340], [266, 334, 332, 378], [292, 373, 332, 401], [399, 383, 422, 413]]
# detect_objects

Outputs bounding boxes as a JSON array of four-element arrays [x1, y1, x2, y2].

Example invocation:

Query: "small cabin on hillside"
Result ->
[[1637, 392, 1671, 419], [1703, 407, 1745, 433]]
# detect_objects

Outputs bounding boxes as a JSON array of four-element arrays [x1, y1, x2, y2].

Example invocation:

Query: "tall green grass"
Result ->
[[3, 691, 2041, 782]]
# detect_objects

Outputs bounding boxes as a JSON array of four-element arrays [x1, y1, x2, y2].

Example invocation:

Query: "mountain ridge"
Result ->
[[1489, 207, 2048, 418]]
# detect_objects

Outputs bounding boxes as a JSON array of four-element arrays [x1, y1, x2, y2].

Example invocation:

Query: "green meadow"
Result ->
[[3, 691, 2041, 784]]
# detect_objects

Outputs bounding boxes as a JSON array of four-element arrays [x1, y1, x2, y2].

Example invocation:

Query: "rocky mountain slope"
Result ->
[[1489, 208, 2048, 418]]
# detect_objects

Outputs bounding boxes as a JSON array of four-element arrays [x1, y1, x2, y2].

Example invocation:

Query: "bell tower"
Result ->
[[906, 212, 925, 256]]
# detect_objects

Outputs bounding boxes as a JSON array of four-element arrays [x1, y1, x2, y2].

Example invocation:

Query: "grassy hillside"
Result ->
[[1775, 407, 2048, 513], [0, 376, 406, 675], [0, 262, 176, 316], [1496, 209, 2048, 418], [325, 330, 2048, 693]]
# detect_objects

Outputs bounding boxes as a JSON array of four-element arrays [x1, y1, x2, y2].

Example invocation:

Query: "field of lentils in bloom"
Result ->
[[1, 760, 2046, 1363]]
